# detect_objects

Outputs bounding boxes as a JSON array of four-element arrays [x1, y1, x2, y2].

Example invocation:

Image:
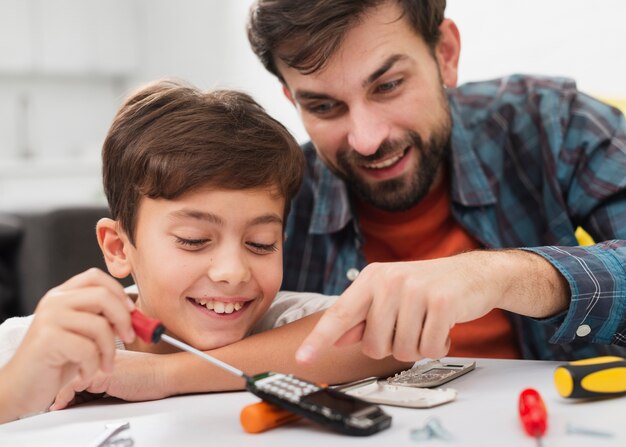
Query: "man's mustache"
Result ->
[[341, 133, 422, 164]]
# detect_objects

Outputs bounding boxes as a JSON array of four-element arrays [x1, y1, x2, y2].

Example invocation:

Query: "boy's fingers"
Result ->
[[60, 311, 117, 372], [45, 288, 135, 344], [54, 268, 127, 300], [50, 383, 78, 411]]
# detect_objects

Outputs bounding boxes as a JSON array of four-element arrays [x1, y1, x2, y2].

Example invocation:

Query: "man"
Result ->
[[247, 0, 626, 362]]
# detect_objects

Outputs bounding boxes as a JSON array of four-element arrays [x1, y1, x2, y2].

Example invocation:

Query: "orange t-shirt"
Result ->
[[356, 175, 521, 359]]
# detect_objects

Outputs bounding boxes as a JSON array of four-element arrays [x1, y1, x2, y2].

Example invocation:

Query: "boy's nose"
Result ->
[[346, 105, 390, 156], [206, 250, 251, 284]]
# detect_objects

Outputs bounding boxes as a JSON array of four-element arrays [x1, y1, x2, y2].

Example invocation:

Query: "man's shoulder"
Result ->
[[455, 74, 577, 100], [452, 75, 577, 118]]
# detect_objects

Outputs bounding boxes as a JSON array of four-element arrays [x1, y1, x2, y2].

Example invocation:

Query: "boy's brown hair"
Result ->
[[102, 80, 304, 244], [247, 0, 446, 82]]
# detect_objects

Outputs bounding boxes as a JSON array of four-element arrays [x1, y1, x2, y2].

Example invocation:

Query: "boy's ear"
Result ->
[[96, 218, 132, 279]]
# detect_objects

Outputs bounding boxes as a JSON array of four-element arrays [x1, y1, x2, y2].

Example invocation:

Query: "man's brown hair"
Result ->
[[247, 0, 446, 81], [102, 80, 304, 244]]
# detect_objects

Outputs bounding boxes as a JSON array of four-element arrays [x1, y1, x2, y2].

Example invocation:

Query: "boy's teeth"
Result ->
[[213, 302, 225, 313], [193, 298, 245, 314]]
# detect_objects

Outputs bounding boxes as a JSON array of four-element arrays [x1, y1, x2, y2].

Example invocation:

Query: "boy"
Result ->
[[1, 80, 405, 415]]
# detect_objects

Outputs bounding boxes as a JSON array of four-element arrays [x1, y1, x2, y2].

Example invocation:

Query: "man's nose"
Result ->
[[346, 105, 390, 156], [206, 246, 251, 285]]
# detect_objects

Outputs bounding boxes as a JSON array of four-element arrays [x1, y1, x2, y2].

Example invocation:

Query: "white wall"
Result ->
[[1, 0, 624, 210]]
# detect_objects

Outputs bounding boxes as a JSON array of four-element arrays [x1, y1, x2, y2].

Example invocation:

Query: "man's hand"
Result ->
[[0, 269, 135, 423], [296, 250, 569, 363]]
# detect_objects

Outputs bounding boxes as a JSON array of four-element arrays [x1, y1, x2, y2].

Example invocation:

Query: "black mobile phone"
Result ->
[[246, 371, 392, 436]]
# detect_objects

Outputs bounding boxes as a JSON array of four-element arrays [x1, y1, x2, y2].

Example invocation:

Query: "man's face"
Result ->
[[277, 2, 457, 211], [126, 187, 284, 352]]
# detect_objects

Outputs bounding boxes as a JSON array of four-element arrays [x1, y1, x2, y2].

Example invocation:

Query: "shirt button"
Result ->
[[576, 324, 591, 337], [346, 268, 360, 281]]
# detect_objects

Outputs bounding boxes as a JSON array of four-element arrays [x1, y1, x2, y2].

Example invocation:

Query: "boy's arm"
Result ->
[[58, 312, 409, 404]]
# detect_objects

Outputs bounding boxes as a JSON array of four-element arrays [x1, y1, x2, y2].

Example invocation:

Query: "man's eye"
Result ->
[[246, 241, 278, 254], [176, 237, 209, 249], [307, 102, 337, 115], [376, 79, 402, 93]]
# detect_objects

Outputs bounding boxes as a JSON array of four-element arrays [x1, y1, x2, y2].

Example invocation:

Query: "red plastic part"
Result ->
[[131, 309, 165, 344], [518, 388, 547, 437]]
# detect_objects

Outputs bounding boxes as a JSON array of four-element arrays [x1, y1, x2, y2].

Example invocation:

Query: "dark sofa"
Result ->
[[0, 207, 131, 321]]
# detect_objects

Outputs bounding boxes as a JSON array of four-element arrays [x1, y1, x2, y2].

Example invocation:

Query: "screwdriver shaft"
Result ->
[[161, 333, 248, 379]]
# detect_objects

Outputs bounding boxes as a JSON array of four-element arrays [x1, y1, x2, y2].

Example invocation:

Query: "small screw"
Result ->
[[410, 417, 453, 442]]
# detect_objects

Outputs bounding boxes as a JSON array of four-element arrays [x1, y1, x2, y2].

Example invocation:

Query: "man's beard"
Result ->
[[335, 116, 452, 212]]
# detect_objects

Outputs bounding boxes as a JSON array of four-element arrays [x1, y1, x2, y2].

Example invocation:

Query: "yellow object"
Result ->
[[554, 356, 626, 398], [597, 97, 626, 115], [575, 227, 594, 246], [554, 367, 574, 398]]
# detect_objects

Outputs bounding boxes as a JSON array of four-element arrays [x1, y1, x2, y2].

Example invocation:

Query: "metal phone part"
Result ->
[[338, 378, 457, 408], [387, 360, 476, 388]]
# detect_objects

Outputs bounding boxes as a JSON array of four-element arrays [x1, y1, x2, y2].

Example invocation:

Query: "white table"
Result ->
[[1, 358, 624, 446]]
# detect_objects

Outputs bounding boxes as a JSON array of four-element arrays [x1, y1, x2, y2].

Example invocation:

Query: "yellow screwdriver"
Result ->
[[554, 356, 626, 398]]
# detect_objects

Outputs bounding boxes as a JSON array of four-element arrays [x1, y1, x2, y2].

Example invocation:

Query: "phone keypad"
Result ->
[[254, 373, 320, 402]]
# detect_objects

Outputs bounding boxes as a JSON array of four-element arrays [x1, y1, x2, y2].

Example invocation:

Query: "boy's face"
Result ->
[[126, 187, 285, 352]]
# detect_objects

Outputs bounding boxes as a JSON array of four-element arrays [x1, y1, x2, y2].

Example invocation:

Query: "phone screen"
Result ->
[[301, 388, 374, 415]]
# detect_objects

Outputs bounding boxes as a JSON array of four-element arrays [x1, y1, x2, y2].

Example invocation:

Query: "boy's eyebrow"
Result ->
[[170, 209, 224, 225], [248, 214, 283, 226], [293, 54, 409, 102], [169, 209, 282, 226]]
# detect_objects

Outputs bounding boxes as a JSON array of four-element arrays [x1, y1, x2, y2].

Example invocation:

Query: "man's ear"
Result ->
[[282, 84, 295, 105], [96, 218, 132, 279], [435, 19, 461, 88]]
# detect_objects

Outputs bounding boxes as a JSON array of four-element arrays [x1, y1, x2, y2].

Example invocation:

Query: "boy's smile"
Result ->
[[122, 186, 285, 353]]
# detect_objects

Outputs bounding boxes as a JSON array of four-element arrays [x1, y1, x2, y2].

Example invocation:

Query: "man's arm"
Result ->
[[296, 249, 571, 364]]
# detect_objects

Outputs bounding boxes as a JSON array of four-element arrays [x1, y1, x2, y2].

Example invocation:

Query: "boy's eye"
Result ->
[[375, 79, 402, 94], [246, 241, 278, 254], [176, 237, 209, 249]]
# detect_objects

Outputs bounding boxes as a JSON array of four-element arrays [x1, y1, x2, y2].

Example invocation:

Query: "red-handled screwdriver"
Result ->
[[130, 309, 249, 379], [518, 388, 547, 447]]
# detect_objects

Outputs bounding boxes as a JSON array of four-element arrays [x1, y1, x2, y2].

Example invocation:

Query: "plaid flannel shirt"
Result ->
[[281, 74, 626, 361]]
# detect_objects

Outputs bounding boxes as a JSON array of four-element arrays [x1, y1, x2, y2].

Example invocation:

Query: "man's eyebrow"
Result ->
[[363, 54, 408, 87], [294, 90, 334, 102], [293, 54, 409, 101]]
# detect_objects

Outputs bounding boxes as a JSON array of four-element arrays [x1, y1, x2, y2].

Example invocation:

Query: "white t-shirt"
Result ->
[[0, 290, 337, 369]]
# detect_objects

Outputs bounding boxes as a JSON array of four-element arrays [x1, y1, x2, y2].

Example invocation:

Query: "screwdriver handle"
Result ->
[[518, 388, 547, 438], [554, 356, 626, 399], [240, 401, 301, 433], [131, 309, 166, 344]]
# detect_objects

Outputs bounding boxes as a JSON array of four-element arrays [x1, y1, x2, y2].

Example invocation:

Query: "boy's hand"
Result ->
[[51, 350, 170, 409], [2, 268, 135, 420]]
